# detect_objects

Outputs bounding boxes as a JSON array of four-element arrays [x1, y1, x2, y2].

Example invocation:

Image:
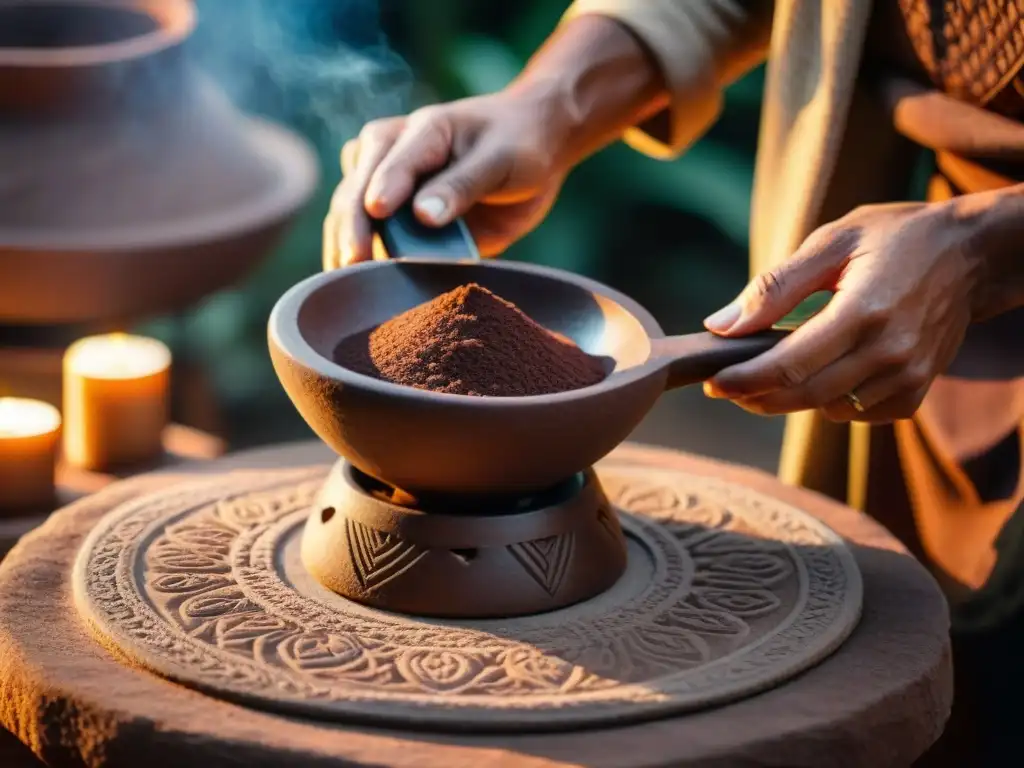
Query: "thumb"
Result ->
[[704, 226, 856, 336], [413, 146, 512, 227]]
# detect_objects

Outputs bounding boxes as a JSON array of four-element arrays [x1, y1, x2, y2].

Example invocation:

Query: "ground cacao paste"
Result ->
[[333, 283, 608, 396]]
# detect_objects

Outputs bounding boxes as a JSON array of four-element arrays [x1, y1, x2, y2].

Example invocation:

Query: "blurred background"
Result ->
[[10, 0, 785, 470]]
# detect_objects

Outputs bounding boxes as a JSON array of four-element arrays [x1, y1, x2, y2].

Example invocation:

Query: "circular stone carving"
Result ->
[[72, 463, 863, 732]]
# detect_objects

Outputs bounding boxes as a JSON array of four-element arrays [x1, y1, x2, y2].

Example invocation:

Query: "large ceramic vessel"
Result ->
[[0, 0, 318, 324]]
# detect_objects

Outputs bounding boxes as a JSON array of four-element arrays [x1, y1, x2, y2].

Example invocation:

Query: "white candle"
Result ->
[[0, 398, 61, 512], [63, 334, 171, 471]]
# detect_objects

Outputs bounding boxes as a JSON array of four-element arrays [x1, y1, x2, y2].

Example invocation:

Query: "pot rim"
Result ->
[[0, 0, 195, 68]]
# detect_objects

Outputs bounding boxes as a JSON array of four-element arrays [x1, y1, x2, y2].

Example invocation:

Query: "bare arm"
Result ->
[[504, 15, 670, 170], [507, 1, 776, 165], [562, 0, 775, 158], [956, 182, 1024, 320]]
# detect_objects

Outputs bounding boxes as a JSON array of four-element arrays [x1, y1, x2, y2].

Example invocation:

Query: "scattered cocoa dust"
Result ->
[[333, 283, 608, 397]]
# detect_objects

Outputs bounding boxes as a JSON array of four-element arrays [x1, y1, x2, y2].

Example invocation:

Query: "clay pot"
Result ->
[[0, 0, 318, 324]]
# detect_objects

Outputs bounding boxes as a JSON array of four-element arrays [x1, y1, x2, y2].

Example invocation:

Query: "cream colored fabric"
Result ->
[[562, 0, 774, 159], [563, 0, 878, 500]]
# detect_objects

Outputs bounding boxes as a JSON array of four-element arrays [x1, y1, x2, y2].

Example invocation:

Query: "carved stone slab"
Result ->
[[73, 462, 862, 731]]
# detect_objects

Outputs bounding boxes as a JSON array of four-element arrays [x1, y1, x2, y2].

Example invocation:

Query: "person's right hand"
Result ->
[[323, 90, 569, 270]]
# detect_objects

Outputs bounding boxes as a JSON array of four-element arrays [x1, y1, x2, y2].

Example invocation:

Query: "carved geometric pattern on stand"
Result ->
[[73, 462, 863, 732], [344, 518, 427, 590], [508, 533, 575, 596]]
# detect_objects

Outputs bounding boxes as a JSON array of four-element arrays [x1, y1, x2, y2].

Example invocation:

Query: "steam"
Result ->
[[190, 0, 413, 147]]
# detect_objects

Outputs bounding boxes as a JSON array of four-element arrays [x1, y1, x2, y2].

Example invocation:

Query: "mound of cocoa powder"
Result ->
[[333, 283, 608, 397]]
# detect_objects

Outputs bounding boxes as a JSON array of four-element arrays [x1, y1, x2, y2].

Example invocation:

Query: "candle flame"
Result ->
[[65, 334, 172, 380], [0, 398, 62, 438]]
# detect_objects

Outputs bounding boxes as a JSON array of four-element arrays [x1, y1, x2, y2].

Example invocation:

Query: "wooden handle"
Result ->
[[650, 330, 788, 391]]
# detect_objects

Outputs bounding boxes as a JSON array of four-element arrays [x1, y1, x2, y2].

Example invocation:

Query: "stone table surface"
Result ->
[[0, 441, 952, 768]]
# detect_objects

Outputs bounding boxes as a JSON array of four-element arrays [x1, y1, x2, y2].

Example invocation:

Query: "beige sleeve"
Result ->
[[561, 0, 773, 159]]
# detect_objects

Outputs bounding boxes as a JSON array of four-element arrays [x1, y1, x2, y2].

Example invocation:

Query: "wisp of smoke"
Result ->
[[190, 0, 413, 147]]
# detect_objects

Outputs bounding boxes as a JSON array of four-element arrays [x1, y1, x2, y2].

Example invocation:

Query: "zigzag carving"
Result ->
[[509, 534, 575, 596], [345, 519, 426, 590]]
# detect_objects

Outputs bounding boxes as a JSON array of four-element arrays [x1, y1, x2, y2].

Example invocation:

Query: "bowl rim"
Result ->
[[268, 259, 670, 409], [0, 0, 195, 68], [0, 116, 319, 251]]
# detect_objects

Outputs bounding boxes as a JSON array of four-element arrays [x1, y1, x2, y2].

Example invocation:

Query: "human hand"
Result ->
[[701, 201, 986, 423], [323, 91, 568, 269]]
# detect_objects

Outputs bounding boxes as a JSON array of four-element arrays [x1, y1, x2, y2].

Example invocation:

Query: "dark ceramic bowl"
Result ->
[[269, 259, 782, 497]]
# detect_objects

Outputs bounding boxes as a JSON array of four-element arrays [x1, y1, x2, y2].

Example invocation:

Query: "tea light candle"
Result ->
[[63, 333, 171, 471], [0, 398, 61, 512]]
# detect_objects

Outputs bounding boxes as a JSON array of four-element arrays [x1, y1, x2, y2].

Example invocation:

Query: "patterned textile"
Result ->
[[899, 0, 1024, 116]]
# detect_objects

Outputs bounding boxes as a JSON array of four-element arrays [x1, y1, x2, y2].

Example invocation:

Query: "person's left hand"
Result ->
[[702, 201, 986, 423]]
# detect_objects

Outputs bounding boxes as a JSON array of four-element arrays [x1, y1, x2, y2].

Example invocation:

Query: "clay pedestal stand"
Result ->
[[0, 442, 951, 767]]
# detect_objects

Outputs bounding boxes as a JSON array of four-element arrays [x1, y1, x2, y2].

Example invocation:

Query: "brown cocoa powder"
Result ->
[[333, 283, 608, 397]]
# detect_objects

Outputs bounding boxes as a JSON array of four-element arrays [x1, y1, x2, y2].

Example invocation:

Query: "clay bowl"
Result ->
[[269, 259, 784, 498]]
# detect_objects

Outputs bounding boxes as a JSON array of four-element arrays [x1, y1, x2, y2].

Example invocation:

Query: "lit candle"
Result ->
[[63, 334, 171, 471], [0, 398, 61, 513]]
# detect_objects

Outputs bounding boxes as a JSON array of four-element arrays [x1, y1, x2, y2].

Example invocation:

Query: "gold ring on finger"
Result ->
[[845, 391, 866, 413]]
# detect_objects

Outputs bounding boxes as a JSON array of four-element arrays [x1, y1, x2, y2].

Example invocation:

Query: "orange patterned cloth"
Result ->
[[899, 0, 1024, 118]]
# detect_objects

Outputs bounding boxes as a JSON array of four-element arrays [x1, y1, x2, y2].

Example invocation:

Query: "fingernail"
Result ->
[[415, 195, 449, 225], [364, 183, 386, 213], [703, 381, 725, 399], [704, 302, 741, 332]]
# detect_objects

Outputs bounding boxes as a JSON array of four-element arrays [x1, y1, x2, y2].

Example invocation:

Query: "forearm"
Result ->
[[506, 15, 668, 171], [949, 183, 1024, 320]]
